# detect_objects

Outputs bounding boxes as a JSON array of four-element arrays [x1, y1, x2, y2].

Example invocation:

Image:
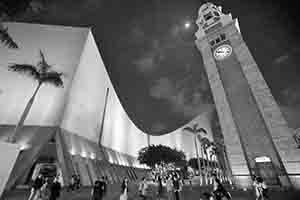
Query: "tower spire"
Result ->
[[195, 2, 238, 39]]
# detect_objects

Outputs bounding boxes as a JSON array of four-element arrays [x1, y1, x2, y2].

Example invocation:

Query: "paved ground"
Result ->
[[1, 182, 300, 200]]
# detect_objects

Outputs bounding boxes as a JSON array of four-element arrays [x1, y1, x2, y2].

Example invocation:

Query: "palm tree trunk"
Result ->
[[147, 135, 150, 146], [193, 135, 202, 186], [204, 150, 210, 184], [199, 145, 206, 184], [210, 154, 214, 173], [214, 154, 223, 180], [7, 82, 42, 143]]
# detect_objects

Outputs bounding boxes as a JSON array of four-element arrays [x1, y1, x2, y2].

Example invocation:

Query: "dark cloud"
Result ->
[[29, 0, 46, 13], [133, 54, 156, 73], [9, 0, 300, 134], [274, 54, 289, 65], [151, 122, 167, 132], [149, 76, 213, 119], [150, 77, 174, 99], [280, 87, 300, 106]]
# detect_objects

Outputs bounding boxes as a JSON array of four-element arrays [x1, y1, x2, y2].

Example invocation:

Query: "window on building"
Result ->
[[215, 37, 221, 44], [213, 11, 220, 17], [210, 40, 215, 46], [204, 12, 213, 21], [220, 33, 226, 41]]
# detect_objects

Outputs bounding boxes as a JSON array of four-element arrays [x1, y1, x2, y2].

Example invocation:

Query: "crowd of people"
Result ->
[[67, 174, 81, 192], [27, 174, 61, 200], [27, 170, 269, 200], [137, 171, 184, 200]]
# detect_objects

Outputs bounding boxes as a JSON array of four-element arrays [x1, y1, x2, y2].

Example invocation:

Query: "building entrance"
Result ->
[[254, 157, 280, 186]]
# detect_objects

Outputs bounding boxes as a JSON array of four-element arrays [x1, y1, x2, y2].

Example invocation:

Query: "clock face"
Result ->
[[213, 44, 232, 60]]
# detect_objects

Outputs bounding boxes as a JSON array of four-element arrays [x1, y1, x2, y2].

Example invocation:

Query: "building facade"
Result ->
[[195, 3, 300, 188], [0, 22, 215, 194]]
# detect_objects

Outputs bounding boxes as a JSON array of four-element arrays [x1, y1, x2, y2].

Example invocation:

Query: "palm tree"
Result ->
[[209, 142, 219, 174], [7, 50, 63, 143], [183, 124, 207, 186], [200, 137, 212, 184]]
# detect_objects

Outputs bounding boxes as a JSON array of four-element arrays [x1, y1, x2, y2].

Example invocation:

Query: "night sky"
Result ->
[[8, 0, 300, 135]]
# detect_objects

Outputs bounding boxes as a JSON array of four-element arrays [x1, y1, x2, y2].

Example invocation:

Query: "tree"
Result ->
[[7, 50, 64, 143], [183, 124, 207, 185], [137, 144, 186, 168], [200, 137, 211, 171], [182, 125, 207, 168], [0, 0, 33, 17], [209, 142, 217, 167]]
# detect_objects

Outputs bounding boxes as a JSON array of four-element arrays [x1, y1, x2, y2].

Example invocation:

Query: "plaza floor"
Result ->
[[1, 182, 299, 200]]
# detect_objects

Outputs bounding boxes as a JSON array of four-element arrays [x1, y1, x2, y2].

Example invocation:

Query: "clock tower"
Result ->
[[195, 3, 300, 188]]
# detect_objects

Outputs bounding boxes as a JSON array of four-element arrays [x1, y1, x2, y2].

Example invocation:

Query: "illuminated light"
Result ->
[[70, 149, 76, 155], [81, 151, 87, 158], [255, 156, 271, 163], [90, 153, 96, 160], [185, 22, 191, 29], [19, 143, 30, 151]]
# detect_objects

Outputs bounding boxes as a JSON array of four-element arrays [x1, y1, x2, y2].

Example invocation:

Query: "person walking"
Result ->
[[173, 175, 182, 200], [91, 180, 101, 200], [138, 177, 148, 200], [166, 175, 174, 200], [67, 174, 76, 192], [157, 176, 164, 200], [100, 176, 107, 199], [253, 176, 268, 200], [120, 178, 129, 200], [27, 174, 44, 200], [49, 177, 61, 200], [104, 176, 109, 194], [39, 177, 51, 200], [212, 174, 231, 200]]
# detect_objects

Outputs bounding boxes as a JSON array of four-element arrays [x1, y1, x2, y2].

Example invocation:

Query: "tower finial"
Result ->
[[195, 2, 235, 39]]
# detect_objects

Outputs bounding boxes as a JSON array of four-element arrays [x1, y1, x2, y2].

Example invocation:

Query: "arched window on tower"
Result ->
[[213, 11, 220, 17], [294, 128, 300, 148], [204, 12, 213, 21]]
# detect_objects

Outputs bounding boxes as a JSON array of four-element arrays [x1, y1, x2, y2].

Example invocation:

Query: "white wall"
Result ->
[[60, 31, 148, 157], [0, 22, 88, 126], [0, 22, 212, 159], [0, 142, 19, 196]]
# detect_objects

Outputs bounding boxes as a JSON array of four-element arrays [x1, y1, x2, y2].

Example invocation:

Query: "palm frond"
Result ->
[[8, 64, 40, 79], [200, 137, 211, 147], [183, 127, 194, 132], [0, 27, 18, 49], [196, 128, 207, 134], [37, 50, 51, 73], [40, 71, 63, 87]]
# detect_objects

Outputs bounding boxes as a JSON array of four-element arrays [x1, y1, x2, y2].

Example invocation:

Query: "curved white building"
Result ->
[[0, 22, 215, 192]]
